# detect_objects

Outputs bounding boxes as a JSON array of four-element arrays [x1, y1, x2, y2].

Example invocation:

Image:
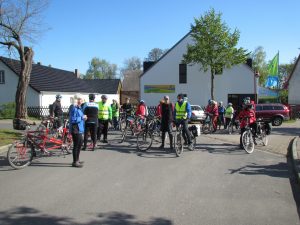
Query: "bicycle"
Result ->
[[7, 119, 72, 169], [120, 115, 143, 143], [227, 117, 240, 135], [202, 113, 213, 134]]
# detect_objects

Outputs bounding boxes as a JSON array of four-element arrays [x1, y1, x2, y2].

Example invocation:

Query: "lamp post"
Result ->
[[254, 71, 260, 103]]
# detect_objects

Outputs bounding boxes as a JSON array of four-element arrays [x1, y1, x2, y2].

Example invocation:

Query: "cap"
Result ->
[[56, 94, 62, 99], [89, 93, 95, 100], [101, 95, 107, 99]]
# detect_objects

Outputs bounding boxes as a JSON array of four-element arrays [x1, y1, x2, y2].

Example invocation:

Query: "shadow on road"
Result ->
[[198, 143, 245, 155], [0, 206, 174, 225], [272, 127, 300, 136]]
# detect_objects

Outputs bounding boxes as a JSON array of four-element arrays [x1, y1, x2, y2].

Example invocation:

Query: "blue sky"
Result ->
[[4, 0, 300, 75]]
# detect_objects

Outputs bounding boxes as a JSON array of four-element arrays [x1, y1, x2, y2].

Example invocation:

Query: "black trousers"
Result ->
[[72, 133, 83, 163], [97, 119, 109, 140], [224, 118, 232, 129], [161, 123, 173, 147], [176, 119, 192, 145], [84, 123, 97, 147]]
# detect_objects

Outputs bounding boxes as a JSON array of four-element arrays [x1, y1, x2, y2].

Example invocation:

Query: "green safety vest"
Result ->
[[175, 101, 187, 119], [98, 102, 109, 120], [225, 106, 234, 118], [111, 104, 119, 117]]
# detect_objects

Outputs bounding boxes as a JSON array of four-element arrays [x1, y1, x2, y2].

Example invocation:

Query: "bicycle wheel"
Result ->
[[242, 130, 254, 154], [62, 133, 73, 154], [174, 130, 183, 157], [261, 131, 268, 146], [7, 140, 34, 169], [137, 131, 153, 151], [202, 123, 211, 134], [120, 127, 127, 143], [188, 136, 196, 151]]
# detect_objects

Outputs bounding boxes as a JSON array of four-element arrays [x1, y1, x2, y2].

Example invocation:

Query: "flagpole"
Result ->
[[277, 51, 280, 103]]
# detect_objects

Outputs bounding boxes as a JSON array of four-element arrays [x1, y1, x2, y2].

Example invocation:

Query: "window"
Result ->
[[273, 105, 284, 110], [179, 64, 187, 83], [256, 105, 262, 111], [0, 70, 4, 84], [262, 105, 273, 110]]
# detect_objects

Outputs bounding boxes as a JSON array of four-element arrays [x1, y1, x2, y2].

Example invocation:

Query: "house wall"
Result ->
[[40, 92, 120, 107], [140, 35, 255, 107], [0, 61, 40, 106], [288, 59, 300, 105]]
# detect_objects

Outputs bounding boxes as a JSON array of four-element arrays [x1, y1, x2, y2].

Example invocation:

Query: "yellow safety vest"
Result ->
[[175, 102, 187, 119], [98, 102, 109, 120]]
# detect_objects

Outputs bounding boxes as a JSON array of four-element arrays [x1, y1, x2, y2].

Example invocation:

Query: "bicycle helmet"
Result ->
[[56, 94, 62, 99], [208, 99, 212, 104], [101, 94, 107, 99], [140, 100, 145, 103], [219, 101, 223, 105], [177, 93, 184, 99], [228, 102, 233, 106], [89, 93, 95, 100]]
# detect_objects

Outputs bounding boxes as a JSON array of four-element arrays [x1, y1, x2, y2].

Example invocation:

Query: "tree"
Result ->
[[251, 46, 268, 85], [145, 48, 168, 61], [0, 0, 48, 118], [85, 57, 117, 79], [279, 57, 297, 89], [183, 9, 249, 100], [120, 57, 142, 80]]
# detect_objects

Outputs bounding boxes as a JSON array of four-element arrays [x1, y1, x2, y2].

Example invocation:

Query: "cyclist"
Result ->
[[238, 98, 257, 148], [51, 94, 63, 128], [97, 95, 112, 143], [69, 94, 87, 168], [218, 101, 226, 129], [159, 95, 174, 150], [111, 99, 120, 130], [122, 97, 134, 118], [209, 100, 219, 132], [174, 93, 193, 150], [135, 100, 148, 127], [224, 103, 234, 129], [82, 94, 99, 151]]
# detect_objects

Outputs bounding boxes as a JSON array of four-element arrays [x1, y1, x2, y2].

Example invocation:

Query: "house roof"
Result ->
[[0, 56, 120, 94], [284, 54, 300, 89]]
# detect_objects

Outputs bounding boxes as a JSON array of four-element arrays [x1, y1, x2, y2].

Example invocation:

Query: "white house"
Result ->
[[0, 56, 121, 108], [140, 33, 256, 107], [287, 54, 300, 105]]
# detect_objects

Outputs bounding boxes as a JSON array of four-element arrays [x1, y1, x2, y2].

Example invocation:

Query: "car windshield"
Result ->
[[191, 106, 202, 111]]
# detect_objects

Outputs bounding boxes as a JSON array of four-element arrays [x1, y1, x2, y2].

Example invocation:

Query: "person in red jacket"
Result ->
[[135, 100, 148, 129], [209, 100, 219, 132], [156, 100, 164, 118], [238, 99, 257, 148]]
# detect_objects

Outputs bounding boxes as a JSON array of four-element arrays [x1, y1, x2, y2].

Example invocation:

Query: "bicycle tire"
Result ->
[[7, 140, 34, 169], [242, 130, 254, 154], [174, 130, 183, 157], [261, 131, 268, 146], [137, 131, 153, 151], [63, 134, 73, 154], [189, 136, 196, 151], [120, 127, 127, 143]]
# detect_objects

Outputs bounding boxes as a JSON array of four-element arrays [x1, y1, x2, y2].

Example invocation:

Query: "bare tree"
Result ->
[[0, 0, 48, 118]]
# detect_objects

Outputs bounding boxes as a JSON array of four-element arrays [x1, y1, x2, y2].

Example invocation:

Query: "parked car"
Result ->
[[191, 105, 206, 122], [255, 103, 290, 126]]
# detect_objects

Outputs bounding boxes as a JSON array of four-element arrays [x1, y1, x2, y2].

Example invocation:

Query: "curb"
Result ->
[[290, 136, 300, 183], [0, 144, 11, 154]]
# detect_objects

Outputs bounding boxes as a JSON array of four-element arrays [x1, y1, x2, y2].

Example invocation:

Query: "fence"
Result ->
[[27, 106, 158, 118], [27, 106, 69, 118]]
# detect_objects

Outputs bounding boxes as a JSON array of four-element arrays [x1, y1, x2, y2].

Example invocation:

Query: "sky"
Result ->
[[2, 0, 300, 76]]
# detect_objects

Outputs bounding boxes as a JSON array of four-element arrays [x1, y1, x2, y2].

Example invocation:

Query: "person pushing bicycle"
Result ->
[[174, 93, 193, 150], [238, 98, 257, 148]]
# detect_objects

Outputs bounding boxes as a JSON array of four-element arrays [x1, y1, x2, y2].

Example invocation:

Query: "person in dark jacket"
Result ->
[[122, 97, 134, 117], [159, 95, 174, 150], [69, 94, 87, 168], [51, 94, 63, 128], [82, 94, 99, 151]]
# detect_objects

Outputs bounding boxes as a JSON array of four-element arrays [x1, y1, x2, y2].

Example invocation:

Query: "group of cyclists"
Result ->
[[51, 92, 264, 168]]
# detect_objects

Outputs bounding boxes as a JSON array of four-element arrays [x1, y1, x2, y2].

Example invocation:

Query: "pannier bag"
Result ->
[[13, 118, 27, 130]]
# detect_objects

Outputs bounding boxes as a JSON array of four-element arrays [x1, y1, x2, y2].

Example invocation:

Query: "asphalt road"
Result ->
[[0, 131, 299, 225]]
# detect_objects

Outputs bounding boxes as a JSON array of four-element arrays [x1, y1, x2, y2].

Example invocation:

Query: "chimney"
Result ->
[[246, 58, 252, 68], [75, 69, 80, 79], [143, 61, 155, 73], [37, 62, 42, 65]]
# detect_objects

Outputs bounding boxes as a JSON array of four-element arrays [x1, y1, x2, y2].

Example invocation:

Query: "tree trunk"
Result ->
[[210, 69, 215, 100], [15, 47, 34, 119]]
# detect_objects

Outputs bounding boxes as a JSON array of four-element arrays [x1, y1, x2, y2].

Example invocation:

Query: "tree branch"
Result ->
[[0, 40, 19, 50]]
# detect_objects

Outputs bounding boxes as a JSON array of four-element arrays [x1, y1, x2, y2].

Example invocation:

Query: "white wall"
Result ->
[[140, 34, 255, 106], [288, 59, 300, 105], [40, 92, 120, 107], [0, 61, 40, 106]]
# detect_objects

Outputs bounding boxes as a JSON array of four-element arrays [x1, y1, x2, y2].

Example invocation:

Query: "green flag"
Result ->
[[268, 52, 279, 76]]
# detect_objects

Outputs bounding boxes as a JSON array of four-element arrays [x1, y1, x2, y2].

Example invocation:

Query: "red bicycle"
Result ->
[[7, 119, 73, 169]]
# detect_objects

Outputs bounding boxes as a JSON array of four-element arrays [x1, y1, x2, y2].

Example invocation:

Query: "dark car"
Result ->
[[255, 103, 290, 126]]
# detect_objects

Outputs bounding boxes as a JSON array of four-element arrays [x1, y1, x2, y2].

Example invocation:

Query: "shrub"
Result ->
[[0, 102, 15, 119]]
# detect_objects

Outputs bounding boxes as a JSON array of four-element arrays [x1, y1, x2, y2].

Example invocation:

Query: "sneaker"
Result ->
[[158, 144, 164, 149], [102, 140, 108, 143], [188, 144, 194, 151]]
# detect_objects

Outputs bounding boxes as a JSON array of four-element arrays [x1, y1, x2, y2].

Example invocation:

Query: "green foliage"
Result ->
[[121, 57, 142, 80], [279, 89, 288, 104], [85, 57, 117, 79], [183, 8, 249, 99], [251, 46, 268, 85], [0, 102, 16, 119]]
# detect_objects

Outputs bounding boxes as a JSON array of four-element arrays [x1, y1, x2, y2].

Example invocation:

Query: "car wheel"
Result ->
[[272, 117, 282, 126]]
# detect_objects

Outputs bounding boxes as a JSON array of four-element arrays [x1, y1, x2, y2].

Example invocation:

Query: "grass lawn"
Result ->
[[283, 119, 297, 124], [0, 129, 22, 147]]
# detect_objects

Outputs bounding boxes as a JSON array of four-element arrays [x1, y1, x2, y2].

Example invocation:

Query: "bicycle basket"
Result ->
[[189, 125, 198, 137]]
